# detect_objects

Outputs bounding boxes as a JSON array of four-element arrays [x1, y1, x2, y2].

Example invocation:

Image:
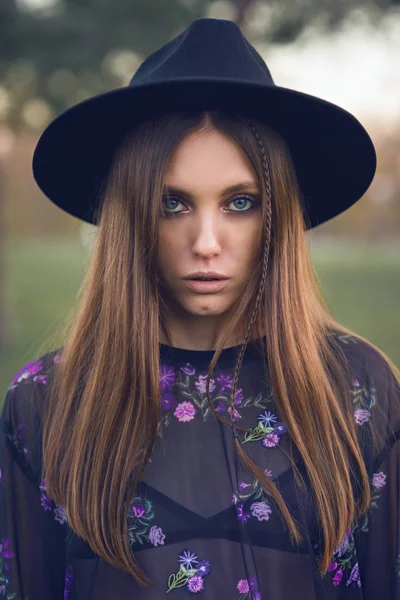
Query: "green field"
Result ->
[[1, 236, 399, 405]]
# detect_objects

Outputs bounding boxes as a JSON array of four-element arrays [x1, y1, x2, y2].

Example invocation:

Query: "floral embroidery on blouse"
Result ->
[[39, 478, 68, 525], [0, 538, 16, 599], [242, 410, 287, 448], [158, 362, 272, 436], [166, 550, 211, 593], [7, 352, 62, 392], [232, 469, 273, 524], [320, 468, 388, 588], [64, 564, 74, 599], [237, 576, 262, 599], [351, 378, 376, 426], [127, 495, 166, 547]]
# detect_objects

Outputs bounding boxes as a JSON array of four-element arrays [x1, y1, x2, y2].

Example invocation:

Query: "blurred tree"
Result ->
[[0, 0, 399, 128]]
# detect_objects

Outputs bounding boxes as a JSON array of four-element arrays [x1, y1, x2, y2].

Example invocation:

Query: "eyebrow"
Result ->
[[163, 181, 260, 199]]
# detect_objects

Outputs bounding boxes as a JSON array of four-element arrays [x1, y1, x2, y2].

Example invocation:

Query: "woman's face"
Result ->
[[157, 126, 264, 349]]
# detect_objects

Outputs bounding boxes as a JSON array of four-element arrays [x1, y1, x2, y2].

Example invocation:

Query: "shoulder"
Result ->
[[1, 347, 63, 475]]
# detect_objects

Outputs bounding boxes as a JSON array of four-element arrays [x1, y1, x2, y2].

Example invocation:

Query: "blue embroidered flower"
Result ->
[[179, 550, 199, 569], [258, 411, 278, 428]]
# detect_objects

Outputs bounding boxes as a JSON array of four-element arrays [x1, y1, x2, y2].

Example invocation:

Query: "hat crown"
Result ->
[[130, 18, 275, 87]]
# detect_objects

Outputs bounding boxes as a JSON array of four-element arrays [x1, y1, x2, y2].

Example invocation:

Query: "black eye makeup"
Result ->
[[161, 195, 261, 216]]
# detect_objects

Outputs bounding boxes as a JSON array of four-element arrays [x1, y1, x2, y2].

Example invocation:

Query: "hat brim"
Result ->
[[32, 78, 376, 229]]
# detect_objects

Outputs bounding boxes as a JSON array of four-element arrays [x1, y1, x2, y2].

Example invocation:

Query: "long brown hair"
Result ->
[[41, 109, 400, 588]]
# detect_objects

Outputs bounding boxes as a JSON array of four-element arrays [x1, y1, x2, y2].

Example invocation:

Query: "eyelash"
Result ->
[[161, 195, 260, 216]]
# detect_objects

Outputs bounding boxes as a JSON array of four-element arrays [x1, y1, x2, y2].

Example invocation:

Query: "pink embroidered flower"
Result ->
[[372, 472, 387, 489], [262, 432, 280, 447], [352, 379, 360, 387], [250, 501, 272, 521], [187, 575, 204, 593], [33, 374, 48, 384], [195, 374, 216, 394], [332, 568, 344, 586], [237, 579, 250, 593], [174, 401, 196, 422], [148, 525, 165, 546], [354, 408, 371, 425], [53, 353, 62, 364]]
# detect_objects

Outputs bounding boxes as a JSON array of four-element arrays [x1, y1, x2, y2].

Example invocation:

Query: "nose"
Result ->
[[190, 215, 222, 257]]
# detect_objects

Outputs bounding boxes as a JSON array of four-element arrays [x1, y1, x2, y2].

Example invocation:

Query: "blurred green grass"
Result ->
[[1, 236, 399, 405]]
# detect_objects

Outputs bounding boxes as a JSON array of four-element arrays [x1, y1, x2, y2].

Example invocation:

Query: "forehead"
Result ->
[[164, 128, 258, 189]]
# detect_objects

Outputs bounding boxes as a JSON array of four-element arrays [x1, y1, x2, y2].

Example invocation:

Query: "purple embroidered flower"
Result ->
[[130, 503, 145, 518], [215, 400, 226, 412], [17, 423, 24, 441], [227, 407, 242, 421], [258, 410, 278, 428], [174, 401, 196, 422], [216, 372, 234, 391], [354, 408, 371, 425], [252, 593, 262, 600], [159, 364, 176, 392], [372, 471, 387, 489], [161, 393, 176, 411], [352, 379, 360, 387], [264, 468, 273, 477], [195, 374, 216, 394], [234, 388, 244, 405], [187, 575, 204, 593], [54, 505, 68, 524], [248, 576, 259, 591], [237, 578, 250, 593], [148, 525, 165, 546], [275, 421, 287, 436], [179, 550, 199, 569], [40, 492, 54, 512], [181, 363, 196, 376], [334, 528, 352, 557], [12, 359, 44, 384], [232, 493, 238, 505], [332, 568, 344, 586], [0, 539, 15, 559], [346, 562, 361, 587], [53, 353, 62, 364], [262, 432, 280, 447], [196, 560, 211, 576], [327, 561, 338, 572], [239, 480, 251, 491], [236, 503, 251, 524], [250, 501, 272, 521], [33, 374, 48, 384], [64, 564, 74, 600]]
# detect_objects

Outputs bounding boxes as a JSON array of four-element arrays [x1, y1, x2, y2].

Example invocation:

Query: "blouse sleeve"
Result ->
[[353, 356, 400, 599], [0, 380, 68, 600]]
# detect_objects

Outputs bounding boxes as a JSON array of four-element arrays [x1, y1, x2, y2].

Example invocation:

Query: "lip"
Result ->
[[185, 279, 229, 293]]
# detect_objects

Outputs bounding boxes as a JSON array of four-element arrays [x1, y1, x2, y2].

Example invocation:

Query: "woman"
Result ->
[[1, 17, 399, 600]]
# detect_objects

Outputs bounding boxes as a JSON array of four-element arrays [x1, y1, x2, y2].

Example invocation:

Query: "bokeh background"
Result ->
[[0, 0, 399, 399]]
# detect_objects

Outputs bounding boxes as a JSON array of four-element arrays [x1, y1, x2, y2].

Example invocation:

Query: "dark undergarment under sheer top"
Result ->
[[1, 331, 400, 599]]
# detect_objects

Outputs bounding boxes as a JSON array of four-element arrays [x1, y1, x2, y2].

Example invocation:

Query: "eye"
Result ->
[[161, 195, 260, 215]]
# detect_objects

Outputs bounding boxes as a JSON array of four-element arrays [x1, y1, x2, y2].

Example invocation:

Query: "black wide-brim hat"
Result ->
[[32, 18, 376, 229]]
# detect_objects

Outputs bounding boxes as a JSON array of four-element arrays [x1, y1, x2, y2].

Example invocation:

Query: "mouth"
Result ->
[[184, 279, 229, 293]]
